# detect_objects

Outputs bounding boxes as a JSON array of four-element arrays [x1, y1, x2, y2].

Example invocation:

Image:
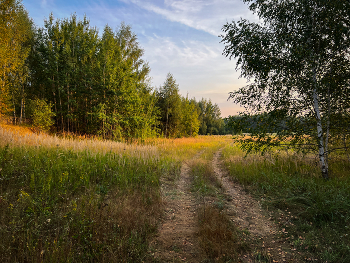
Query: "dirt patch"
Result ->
[[149, 156, 202, 262], [213, 149, 298, 262]]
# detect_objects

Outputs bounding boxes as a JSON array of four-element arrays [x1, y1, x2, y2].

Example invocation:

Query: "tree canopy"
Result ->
[[0, 0, 33, 120], [221, 0, 350, 179], [1, 1, 228, 140]]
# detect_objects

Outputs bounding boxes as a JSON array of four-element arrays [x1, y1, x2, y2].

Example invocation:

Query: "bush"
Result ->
[[28, 99, 55, 132]]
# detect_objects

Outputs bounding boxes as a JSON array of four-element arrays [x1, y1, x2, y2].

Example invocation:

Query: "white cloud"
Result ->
[[141, 33, 247, 117], [144, 34, 219, 67], [123, 0, 254, 35]]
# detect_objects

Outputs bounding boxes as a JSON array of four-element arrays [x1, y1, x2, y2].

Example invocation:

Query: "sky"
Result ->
[[22, 0, 256, 117]]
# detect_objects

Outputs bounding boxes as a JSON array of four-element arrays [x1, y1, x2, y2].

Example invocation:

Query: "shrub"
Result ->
[[28, 98, 55, 132]]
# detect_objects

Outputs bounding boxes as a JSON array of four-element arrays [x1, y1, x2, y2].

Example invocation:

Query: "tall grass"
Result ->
[[0, 124, 231, 262], [0, 124, 158, 159], [222, 144, 350, 262], [0, 144, 164, 262]]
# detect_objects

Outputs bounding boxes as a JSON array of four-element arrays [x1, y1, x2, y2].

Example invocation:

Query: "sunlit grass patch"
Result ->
[[0, 124, 159, 160], [144, 135, 230, 161], [0, 124, 233, 261], [0, 143, 165, 262]]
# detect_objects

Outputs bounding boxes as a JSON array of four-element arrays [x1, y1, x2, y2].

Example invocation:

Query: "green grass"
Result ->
[[0, 144, 175, 262], [222, 144, 350, 263], [190, 159, 222, 197]]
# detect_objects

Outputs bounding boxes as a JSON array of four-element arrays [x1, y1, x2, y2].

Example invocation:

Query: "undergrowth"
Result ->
[[222, 144, 350, 263]]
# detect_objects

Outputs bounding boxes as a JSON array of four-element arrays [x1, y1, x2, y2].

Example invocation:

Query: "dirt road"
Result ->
[[150, 149, 296, 262]]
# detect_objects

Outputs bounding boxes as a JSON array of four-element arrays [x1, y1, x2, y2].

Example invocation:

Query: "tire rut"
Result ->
[[150, 153, 202, 262], [212, 149, 297, 263]]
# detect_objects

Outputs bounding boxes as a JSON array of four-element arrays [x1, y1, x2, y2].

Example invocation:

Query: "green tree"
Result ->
[[157, 73, 182, 138], [28, 14, 157, 140], [28, 14, 100, 133], [180, 97, 200, 137], [96, 24, 155, 140], [198, 98, 224, 135], [221, 0, 350, 179], [29, 98, 55, 132], [0, 0, 33, 121]]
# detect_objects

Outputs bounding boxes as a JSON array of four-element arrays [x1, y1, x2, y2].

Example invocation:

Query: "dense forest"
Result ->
[[0, 0, 229, 140]]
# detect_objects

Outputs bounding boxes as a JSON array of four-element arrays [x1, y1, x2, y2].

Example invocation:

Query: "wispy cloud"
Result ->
[[122, 0, 253, 35], [144, 34, 219, 67]]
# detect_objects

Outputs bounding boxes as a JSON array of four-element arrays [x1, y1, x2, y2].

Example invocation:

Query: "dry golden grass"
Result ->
[[197, 205, 244, 262], [0, 124, 158, 160]]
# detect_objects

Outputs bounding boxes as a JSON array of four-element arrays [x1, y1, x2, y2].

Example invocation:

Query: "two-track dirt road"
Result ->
[[150, 149, 297, 262]]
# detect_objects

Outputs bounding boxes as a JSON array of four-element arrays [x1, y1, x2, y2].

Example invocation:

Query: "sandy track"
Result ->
[[150, 155, 201, 262], [212, 149, 297, 263]]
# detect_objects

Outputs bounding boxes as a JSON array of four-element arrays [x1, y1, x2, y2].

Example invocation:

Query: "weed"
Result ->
[[0, 124, 232, 262], [190, 159, 222, 197]]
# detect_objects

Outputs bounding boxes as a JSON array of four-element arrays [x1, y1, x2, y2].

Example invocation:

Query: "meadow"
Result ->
[[0, 124, 349, 262], [0, 125, 226, 262]]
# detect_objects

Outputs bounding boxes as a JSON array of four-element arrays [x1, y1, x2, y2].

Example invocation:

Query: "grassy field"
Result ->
[[0, 124, 227, 262], [222, 143, 350, 262], [1, 124, 349, 262]]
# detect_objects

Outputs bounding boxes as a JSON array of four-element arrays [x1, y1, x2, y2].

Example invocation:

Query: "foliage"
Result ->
[[197, 98, 225, 135], [28, 98, 55, 132], [26, 15, 158, 140], [221, 0, 350, 178], [0, 0, 33, 121], [156, 73, 182, 138], [180, 96, 200, 137], [156, 77, 227, 138], [1, 1, 227, 140]]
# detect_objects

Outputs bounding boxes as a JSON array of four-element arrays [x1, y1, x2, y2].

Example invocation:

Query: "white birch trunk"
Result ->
[[312, 86, 329, 179]]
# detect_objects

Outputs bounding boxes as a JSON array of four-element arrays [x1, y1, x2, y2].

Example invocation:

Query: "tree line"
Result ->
[[1, 0, 227, 139]]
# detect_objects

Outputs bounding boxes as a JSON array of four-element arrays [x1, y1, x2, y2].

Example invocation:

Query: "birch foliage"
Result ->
[[221, 0, 350, 179]]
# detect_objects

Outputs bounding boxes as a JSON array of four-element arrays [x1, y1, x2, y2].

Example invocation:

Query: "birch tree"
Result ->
[[221, 0, 350, 179]]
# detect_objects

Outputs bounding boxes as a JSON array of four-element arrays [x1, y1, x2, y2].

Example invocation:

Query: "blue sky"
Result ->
[[22, 0, 255, 117]]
